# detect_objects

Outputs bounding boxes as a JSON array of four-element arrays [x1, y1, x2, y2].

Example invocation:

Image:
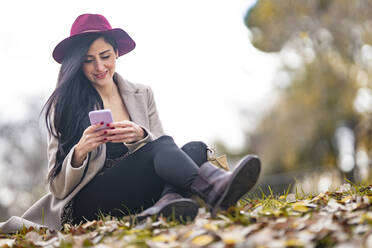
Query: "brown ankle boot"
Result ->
[[191, 155, 261, 216], [136, 193, 199, 223]]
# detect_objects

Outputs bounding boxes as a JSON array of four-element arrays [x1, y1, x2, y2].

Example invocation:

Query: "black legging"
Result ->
[[72, 136, 207, 223]]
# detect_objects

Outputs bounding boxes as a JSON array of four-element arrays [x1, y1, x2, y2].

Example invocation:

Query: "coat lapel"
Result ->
[[114, 73, 150, 129]]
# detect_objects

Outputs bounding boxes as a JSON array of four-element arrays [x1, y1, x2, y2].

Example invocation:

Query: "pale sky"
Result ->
[[0, 0, 279, 151]]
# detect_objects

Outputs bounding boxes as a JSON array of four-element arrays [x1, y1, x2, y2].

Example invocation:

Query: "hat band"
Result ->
[[71, 29, 110, 36], [81, 29, 105, 33]]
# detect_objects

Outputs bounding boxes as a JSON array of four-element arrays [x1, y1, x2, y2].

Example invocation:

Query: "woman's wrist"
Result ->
[[72, 146, 87, 167], [126, 127, 146, 144], [135, 127, 146, 142]]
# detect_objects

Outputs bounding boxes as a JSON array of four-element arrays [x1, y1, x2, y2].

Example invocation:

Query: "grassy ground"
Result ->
[[0, 181, 371, 248]]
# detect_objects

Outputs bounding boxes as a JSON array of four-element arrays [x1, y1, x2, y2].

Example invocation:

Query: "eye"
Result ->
[[102, 55, 110, 59], [84, 60, 93, 63]]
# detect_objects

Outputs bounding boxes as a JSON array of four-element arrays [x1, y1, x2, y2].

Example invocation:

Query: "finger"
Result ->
[[107, 133, 137, 143], [86, 123, 105, 133], [84, 131, 105, 143], [109, 139, 134, 144], [109, 138, 135, 143], [110, 120, 133, 128], [87, 136, 108, 148], [89, 128, 110, 138], [105, 127, 136, 136]]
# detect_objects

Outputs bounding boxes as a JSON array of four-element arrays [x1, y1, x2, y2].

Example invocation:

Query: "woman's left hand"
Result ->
[[105, 120, 145, 143]]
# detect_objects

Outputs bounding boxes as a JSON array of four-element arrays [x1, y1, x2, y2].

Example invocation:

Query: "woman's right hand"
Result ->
[[72, 123, 108, 167]]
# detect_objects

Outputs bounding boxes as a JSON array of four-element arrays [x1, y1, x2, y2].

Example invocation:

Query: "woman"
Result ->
[[0, 13, 260, 233]]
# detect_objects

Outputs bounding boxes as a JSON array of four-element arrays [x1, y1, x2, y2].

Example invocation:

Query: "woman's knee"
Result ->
[[181, 141, 207, 149], [181, 141, 208, 167]]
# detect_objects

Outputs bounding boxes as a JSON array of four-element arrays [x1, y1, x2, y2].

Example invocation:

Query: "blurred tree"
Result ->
[[0, 97, 47, 220], [223, 0, 372, 182]]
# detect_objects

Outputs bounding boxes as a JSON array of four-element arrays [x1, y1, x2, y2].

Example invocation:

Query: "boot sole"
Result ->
[[136, 199, 199, 223], [212, 155, 261, 216]]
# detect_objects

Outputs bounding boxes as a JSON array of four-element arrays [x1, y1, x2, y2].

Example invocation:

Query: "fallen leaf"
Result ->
[[0, 239, 15, 247], [191, 234, 215, 246], [34, 236, 59, 247], [285, 238, 304, 247], [292, 202, 309, 212], [220, 228, 251, 245], [339, 195, 352, 204], [338, 183, 352, 193], [365, 232, 372, 248], [24, 231, 43, 244], [82, 220, 98, 230], [203, 223, 219, 231], [353, 225, 370, 235], [286, 194, 296, 203], [152, 234, 176, 243]]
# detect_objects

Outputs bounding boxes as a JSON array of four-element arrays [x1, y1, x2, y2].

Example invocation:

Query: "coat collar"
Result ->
[[113, 72, 140, 94], [113, 73, 148, 128]]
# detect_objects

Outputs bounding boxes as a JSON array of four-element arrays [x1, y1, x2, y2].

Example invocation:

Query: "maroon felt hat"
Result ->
[[52, 14, 136, 63]]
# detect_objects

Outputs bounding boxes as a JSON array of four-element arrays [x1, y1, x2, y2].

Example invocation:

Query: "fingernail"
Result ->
[[106, 123, 110, 127], [100, 122, 104, 125], [104, 131, 107, 134], [104, 138, 107, 141]]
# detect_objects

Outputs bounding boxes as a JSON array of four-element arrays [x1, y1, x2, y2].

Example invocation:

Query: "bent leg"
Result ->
[[72, 140, 168, 224], [153, 139, 200, 190], [161, 141, 208, 196], [72, 136, 205, 223], [181, 141, 208, 167]]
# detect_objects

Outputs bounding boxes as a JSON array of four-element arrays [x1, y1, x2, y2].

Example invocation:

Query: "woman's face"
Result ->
[[82, 37, 118, 88]]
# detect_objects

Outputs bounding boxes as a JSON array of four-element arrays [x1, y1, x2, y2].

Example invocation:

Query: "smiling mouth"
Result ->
[[95, 71, 108, 79]]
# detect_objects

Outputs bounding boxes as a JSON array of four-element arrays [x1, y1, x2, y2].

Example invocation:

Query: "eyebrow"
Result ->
[[86, 49, 111, 57]]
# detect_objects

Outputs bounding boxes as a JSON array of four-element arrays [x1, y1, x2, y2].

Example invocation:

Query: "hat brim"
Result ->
[[52, 28, 136, 63]]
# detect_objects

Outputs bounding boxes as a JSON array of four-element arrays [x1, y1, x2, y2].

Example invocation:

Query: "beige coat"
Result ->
[[0, 73, 165, 233]]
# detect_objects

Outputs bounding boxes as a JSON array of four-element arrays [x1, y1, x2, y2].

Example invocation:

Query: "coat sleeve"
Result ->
[[146, 86, 165, 137], [47, 129, 89, 200], [125, 86, 165, 152]]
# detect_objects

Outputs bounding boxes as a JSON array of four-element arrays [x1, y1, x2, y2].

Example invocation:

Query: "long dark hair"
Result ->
[[43, 33, 118, 183]]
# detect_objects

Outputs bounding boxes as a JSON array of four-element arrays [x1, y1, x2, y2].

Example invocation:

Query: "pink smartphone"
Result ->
[[89, 109, 114, 131]]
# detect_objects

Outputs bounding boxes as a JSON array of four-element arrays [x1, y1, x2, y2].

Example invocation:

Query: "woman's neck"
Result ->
[[95, 81, 118, 103]]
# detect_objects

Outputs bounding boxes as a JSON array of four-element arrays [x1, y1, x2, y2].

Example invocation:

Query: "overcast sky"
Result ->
[[0, 0, 279, 150]]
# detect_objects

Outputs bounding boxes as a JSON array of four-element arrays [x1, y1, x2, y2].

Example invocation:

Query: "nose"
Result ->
[[95, 59, 105, 72]]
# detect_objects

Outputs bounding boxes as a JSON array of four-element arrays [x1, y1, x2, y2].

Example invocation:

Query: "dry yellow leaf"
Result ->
[[0, 239, 15, 247], [152, 234, 176, 243], [224, 239, 239, 245], [204, 223, 218, 231], [363, 212, 372, 222], [192, 234, 214, 246], [82, 220, 97, 229], [286, 239, 304, 246], [340, 195, 352, 203], [182, 230, 194, 239], [273, 210, 283, 217], [292, 202, 309, 212], [126, 245, 141, 248], [221, 230, 245, 245]]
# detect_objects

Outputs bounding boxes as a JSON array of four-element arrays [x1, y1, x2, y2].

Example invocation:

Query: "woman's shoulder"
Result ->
[[114, 73, 150, 94]]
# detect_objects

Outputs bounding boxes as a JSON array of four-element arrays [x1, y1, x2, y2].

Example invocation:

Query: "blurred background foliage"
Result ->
[[0, 98, 47, 220], [217, 0, 372, 194]]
